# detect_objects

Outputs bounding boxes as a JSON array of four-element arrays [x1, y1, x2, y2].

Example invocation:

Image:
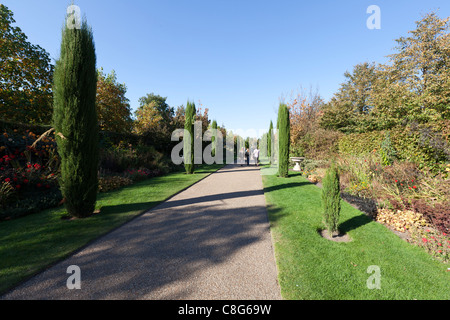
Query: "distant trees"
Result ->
[[320, 63, 377, 133], [0, 4, 54, 124], [96, 68, 133, 133], [320, 12, 450, 134], [133, 93, 175, 152]]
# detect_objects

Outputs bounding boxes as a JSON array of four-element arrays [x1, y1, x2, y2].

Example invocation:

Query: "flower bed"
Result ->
[[1, 125, 173, 221]]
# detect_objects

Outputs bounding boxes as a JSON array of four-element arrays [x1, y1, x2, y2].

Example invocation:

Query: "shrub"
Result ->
[[0, 189, 62, 221], [321, 163, 341, 235]]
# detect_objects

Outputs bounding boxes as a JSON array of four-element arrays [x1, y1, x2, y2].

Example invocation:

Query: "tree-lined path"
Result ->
[[2, 164, 281, 300]]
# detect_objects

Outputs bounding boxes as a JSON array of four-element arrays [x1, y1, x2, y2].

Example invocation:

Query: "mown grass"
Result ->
[[262, 170, 449, 300], [0, 164, 223, 295]]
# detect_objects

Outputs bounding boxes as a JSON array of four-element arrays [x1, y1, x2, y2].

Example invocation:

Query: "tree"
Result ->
[[321, 163, 341, 236], [0, 4, 54, 124], [277, 103, 290, 177], [371, 12, 450, 124], [52, 17, 98, 218], [134, 93, 175, 152], [96, 68, 132, 133], [211, 120, 218, 157], [184, 100, 195, 174], [320, 62, 378, 133], [268, 120, 273, 160]]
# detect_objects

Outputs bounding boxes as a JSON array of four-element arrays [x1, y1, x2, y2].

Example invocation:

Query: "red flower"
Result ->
[[13, 177, 17, 182], [395, 180, 398, 183], [4, 178, 11, 182], [36, 183, 42, 188], [413, 185, 417, 189], [23, 179, 29, 184], [15, 185, 21, 189], [422, 238, 428, 243]]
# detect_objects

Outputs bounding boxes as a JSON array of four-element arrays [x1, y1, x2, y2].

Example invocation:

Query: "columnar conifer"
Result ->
[[52, 18, 98, 218]]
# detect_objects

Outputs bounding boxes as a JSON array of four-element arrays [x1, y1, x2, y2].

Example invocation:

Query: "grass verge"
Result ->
[[0, 164, 223, 295], [262, 170, 449, 300]]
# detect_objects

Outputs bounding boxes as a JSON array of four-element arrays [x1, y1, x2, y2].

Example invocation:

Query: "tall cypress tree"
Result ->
[[268, 120, 273, 162], [211, 120, 218, 157], [52, 18, 98, 218], [184, 100, 196, 174], [277, 103, 290, 178]]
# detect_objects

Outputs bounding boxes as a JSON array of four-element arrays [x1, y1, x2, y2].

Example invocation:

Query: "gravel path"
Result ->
[[2, 164, 282, 300]]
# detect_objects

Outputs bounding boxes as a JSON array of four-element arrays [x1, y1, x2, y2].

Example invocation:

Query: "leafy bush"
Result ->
[[338, 123, 450, 174], [0, 189, 62, 221]]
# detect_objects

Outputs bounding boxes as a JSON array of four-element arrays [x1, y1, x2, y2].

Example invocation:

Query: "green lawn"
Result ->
[[262, 170, 450, 300], [0, 164, 223, 295]]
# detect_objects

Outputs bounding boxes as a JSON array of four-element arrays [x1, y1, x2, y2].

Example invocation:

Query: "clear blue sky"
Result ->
[[3, 0, 450, 136]]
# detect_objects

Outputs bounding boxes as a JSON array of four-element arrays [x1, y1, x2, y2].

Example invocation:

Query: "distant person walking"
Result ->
[[245, 148, 250, 166], [253, 148, 260, 166]]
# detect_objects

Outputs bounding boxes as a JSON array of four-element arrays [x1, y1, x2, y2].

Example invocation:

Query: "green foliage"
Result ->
[[380, 132, 397, 166], [0, 4, 54, 125], [338, 131, 384, 156], [52, 18, 99, 218], [321, 163, 341, 234], [268, 120, 273, 160], [320, 62, 378, 133], [211, 120, 217, 157], [277, 103, 290, 177], [96, 68, 133, 134], [338, 123, 449, 173], [184, 100, 195, 174], [133, 93, 175, 153]]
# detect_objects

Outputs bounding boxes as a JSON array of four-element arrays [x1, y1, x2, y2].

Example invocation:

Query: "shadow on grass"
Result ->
[[263, 182, 311, 193], [338, 213, 373, 234]]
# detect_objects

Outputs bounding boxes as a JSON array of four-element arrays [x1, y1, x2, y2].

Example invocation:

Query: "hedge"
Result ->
[[338, 121, 450, 172]]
